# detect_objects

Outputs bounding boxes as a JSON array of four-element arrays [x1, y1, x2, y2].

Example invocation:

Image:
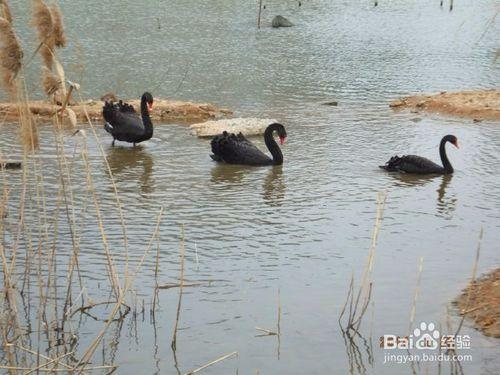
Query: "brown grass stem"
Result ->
[[184, 351, 238, 375], [171, 225, 186, 351]]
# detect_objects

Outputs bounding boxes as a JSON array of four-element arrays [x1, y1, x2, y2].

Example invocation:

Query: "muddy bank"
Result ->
[[390, 89, 500, 120], [455, 268, 500, 338], [0, 98, 232, 125]]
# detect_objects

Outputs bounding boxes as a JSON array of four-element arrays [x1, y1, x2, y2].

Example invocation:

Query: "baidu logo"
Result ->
[[413, 322, 440, 350]]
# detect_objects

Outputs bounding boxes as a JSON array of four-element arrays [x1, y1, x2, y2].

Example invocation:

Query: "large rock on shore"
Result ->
[[190, 118, 277, 137]]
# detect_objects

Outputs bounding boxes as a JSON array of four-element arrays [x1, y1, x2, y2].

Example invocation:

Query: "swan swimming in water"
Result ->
[[210, 123, 287, 166]]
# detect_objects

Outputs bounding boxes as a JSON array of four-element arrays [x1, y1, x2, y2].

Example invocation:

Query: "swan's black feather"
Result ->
[[118, 100, 136, 114], [380, 155, 445, 174], [210, 123, 286, 166], [211, 131, 272, 165], [102, 93, 153, 145], [380, 135, 457, 175]]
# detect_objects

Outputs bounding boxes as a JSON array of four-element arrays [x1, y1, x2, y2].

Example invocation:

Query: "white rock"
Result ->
[[190, 118, 277, 138]]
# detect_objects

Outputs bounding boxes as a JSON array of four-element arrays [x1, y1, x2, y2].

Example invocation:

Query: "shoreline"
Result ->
[[454, 268, 500, 338], [390, 89, 500, 121], [0, 98, 233, 125]]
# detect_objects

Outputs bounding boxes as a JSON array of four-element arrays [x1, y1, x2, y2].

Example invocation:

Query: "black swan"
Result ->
[[380, 135, 459, 174], [210, 123, 287, 166], [103, 92, 154, 146]]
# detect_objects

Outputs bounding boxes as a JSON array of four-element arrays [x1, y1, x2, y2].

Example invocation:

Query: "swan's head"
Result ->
[[445, 134, 459, 149], [142, 92, 154, 113], [268, 123, 287, 145]]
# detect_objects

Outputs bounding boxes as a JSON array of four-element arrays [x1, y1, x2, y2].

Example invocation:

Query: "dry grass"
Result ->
[[0, 4, 161, 372]]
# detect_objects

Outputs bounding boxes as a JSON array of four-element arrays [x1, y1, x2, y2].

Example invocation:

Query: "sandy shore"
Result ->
[[390, 89, 500, 120], [0, 98, 232, 125], [455, 268, 500, 338]]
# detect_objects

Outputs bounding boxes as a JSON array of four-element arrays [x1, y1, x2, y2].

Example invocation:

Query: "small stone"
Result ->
[[272, 15, 294, 28], [389, 100, 405, 108], [323, 101, 338, 106]]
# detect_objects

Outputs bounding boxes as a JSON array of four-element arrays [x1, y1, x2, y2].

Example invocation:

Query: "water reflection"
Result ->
[[262, 165, 286, 206], [387, 172, 435, 188], [388, 173, 456, 217], [340, 327, 373, 375], [210, 163, 253, 184], [436, 174, 456, 218], [106, 146, 154, 194]]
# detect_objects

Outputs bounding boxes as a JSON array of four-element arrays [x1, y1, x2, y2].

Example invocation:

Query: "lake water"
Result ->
[[1, 0, 499, 374]]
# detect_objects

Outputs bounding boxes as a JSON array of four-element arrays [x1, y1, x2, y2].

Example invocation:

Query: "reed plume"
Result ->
[[0, 17, 23, 98], [32, 0, 55, 69], [42, 66, 61, 96], [0, 0, 13, 24], [49, 3, 66, 48]]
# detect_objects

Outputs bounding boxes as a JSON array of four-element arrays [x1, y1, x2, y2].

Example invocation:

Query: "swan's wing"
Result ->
[[118, 100, 136, 114], [102, 101, 118, 124], [112, 111, 145, 138], [211, 131, 271, 165], [102, 102, 144, 139], [380, 155, 444, 174]]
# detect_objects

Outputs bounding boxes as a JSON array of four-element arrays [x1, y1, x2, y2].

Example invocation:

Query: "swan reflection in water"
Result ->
[[262, 165, 285, 206], [388, 173, 456, 217], [106, 146, 154, 194], [436, 174, 456, 217], [210, 164, 254, 184], [210, 164, 286, 206]]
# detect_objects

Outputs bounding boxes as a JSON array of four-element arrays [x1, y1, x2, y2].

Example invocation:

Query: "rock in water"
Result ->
[[0, 161, 22, 170], [322, 101, 338, 106], [272, 16, 294, 28], [190, 118, 277, 138]]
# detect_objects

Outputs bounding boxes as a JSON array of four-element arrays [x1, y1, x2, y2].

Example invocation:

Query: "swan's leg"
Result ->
[[133, 143, 136, 147], [112, 139, 115, 147]]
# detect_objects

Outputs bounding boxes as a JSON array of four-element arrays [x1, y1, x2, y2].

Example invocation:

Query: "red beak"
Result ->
[[148, 102, 154, 112], [279, 136, 286, 145], [454, 141, 460, 149]]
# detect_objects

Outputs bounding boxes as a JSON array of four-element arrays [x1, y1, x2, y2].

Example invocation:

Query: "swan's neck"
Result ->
[[439, 139, 453, 174], [141, 100, 153, 137], [264, 128, 283, 165]]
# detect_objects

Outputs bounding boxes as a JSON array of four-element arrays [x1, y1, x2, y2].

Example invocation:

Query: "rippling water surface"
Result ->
[[1, 0, 499, 373]]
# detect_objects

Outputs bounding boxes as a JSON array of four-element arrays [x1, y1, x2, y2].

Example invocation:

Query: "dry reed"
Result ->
[[17, 80, 39, 150], [339, 191, 386, 332], [42, 66, 61, 96], [408, 257, 424, 336], [0, 0, 12, 24], [32, 0, 54, 69], [454, 228, 483, 336], [257, 0, 263, 29], [184, 351, 238, 375], [171, 225, 186, 351], [0, 17, 23, 97], [0, 4, 158, 372], [49, 3, 66, 48]]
